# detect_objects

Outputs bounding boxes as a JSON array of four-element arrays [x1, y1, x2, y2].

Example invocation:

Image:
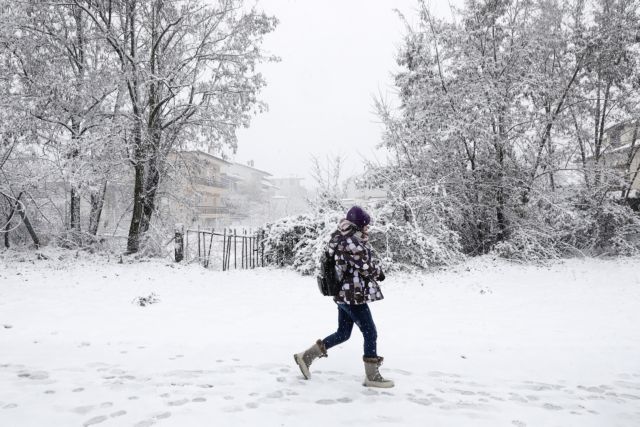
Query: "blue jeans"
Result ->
[[322, 303, 378, 358]]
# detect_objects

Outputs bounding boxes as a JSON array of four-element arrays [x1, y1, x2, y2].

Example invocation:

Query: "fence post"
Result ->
[[234, 229, 237, 269], [252, 235, 256, 268], [174, 223, 184, 262], [205, 228, 215, 268], [243, 229, 247, 269], [222, 228, 227, 271], [185, 229, 189, 262], [197, 225, 201, 262], [226, 234, 232, 270]]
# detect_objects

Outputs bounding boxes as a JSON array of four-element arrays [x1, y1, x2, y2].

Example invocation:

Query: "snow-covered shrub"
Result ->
[[494, 195, 640, 261], [493, 226, 562, 262], [367, 203, 464, 269], [556, 197, 640, 256], [260, 211, 342, 275]]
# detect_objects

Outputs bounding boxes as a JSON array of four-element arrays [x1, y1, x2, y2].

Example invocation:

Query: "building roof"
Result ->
[[230, 161, 272, 177], [604, 119, 638, 135], [178, 150, 232, 165]]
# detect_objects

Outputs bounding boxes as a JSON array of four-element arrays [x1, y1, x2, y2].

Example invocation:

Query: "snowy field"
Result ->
[[1, 251, 639, 427]]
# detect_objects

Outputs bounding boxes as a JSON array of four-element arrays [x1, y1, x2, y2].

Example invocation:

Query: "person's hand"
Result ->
[[377, 270, 385, 282]]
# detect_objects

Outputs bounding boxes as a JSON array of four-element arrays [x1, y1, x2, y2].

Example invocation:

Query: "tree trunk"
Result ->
[[140, 160, 159, 234], [69, 119, 81, 235], [70, 185, 81, 233], [127, 160, 145, 254], [88, 180, 107, 236]]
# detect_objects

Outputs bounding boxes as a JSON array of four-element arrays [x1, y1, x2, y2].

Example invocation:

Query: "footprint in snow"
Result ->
[[134, 411, 171, 426], [167, 398, 189, 406], [620, 393, 640, 400], [17, 370, 50, 380], [508, 393, 528, 403], [578, 385, 606, 393], [439, 401, 494, 411], [72, 405, 95, 415], [451, 388, 476, 396], [192, 397, 207, 403], [542, 403, 563, 411], [315, 399, 337, 405], [266, 391, 284, 399], [83, 415, 108, 426], [3, 403, 18, 409], [409, 398, 431, 406]]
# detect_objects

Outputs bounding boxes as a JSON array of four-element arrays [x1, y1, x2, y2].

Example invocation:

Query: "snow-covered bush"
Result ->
[[556, 198, 640, 256], [493, 226, 563, 262], [494, 195, 640, 261], [260, 201, 464, 274], [260, 211, 342, 275], [367, 201, 464, 269]]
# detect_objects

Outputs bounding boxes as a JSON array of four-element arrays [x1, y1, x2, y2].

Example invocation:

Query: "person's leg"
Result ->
[[350, 304, 393, 388], [322, 304, 355, 350], [349, 304, 378, 358]]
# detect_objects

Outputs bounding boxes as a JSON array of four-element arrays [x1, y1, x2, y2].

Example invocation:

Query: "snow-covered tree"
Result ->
[[73, 0, 277, 253], [372, 0, 640, 259]]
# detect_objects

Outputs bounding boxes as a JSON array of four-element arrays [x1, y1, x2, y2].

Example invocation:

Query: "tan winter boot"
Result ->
[[363, 356, 395, 388], [294, 339, 327, 379]]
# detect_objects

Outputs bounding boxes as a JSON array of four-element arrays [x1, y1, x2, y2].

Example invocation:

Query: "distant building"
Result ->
[[599, 120, 640, 200], [162, 152, 280, 228], [163, 150, 234, 227], [270, 176, 308, 218], [341, 172, 387, 208]]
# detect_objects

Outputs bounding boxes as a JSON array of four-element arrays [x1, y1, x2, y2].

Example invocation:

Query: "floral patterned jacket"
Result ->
[[327, 219, 384, 305]]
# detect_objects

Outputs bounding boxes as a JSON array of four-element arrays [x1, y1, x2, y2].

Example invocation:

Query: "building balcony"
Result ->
[[193, 176, 230, 189], [197, 206, 231, 216]]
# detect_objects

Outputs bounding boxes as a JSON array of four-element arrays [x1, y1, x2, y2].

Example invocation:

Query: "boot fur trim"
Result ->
[[363, 356, 383, 365], [316, 339, 328, 357]]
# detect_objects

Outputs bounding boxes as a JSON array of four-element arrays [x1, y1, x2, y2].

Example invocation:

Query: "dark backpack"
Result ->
[[317, 249, 340, 297]]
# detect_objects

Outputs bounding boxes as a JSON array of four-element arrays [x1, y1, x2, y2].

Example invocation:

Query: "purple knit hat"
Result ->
[[346, 205, 371, 229]]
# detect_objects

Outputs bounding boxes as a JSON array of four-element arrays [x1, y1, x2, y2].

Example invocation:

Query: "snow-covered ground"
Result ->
[[1, 251, 639, 427]]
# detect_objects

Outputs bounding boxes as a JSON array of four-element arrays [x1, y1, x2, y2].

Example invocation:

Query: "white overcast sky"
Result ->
[[232, 0, 463, 183]]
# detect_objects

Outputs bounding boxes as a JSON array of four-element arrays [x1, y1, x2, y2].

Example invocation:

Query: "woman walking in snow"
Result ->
[[294, 205, 393, 388]]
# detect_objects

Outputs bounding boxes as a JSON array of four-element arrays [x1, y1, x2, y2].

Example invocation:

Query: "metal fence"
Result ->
[[183, 227, 264, 271]]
